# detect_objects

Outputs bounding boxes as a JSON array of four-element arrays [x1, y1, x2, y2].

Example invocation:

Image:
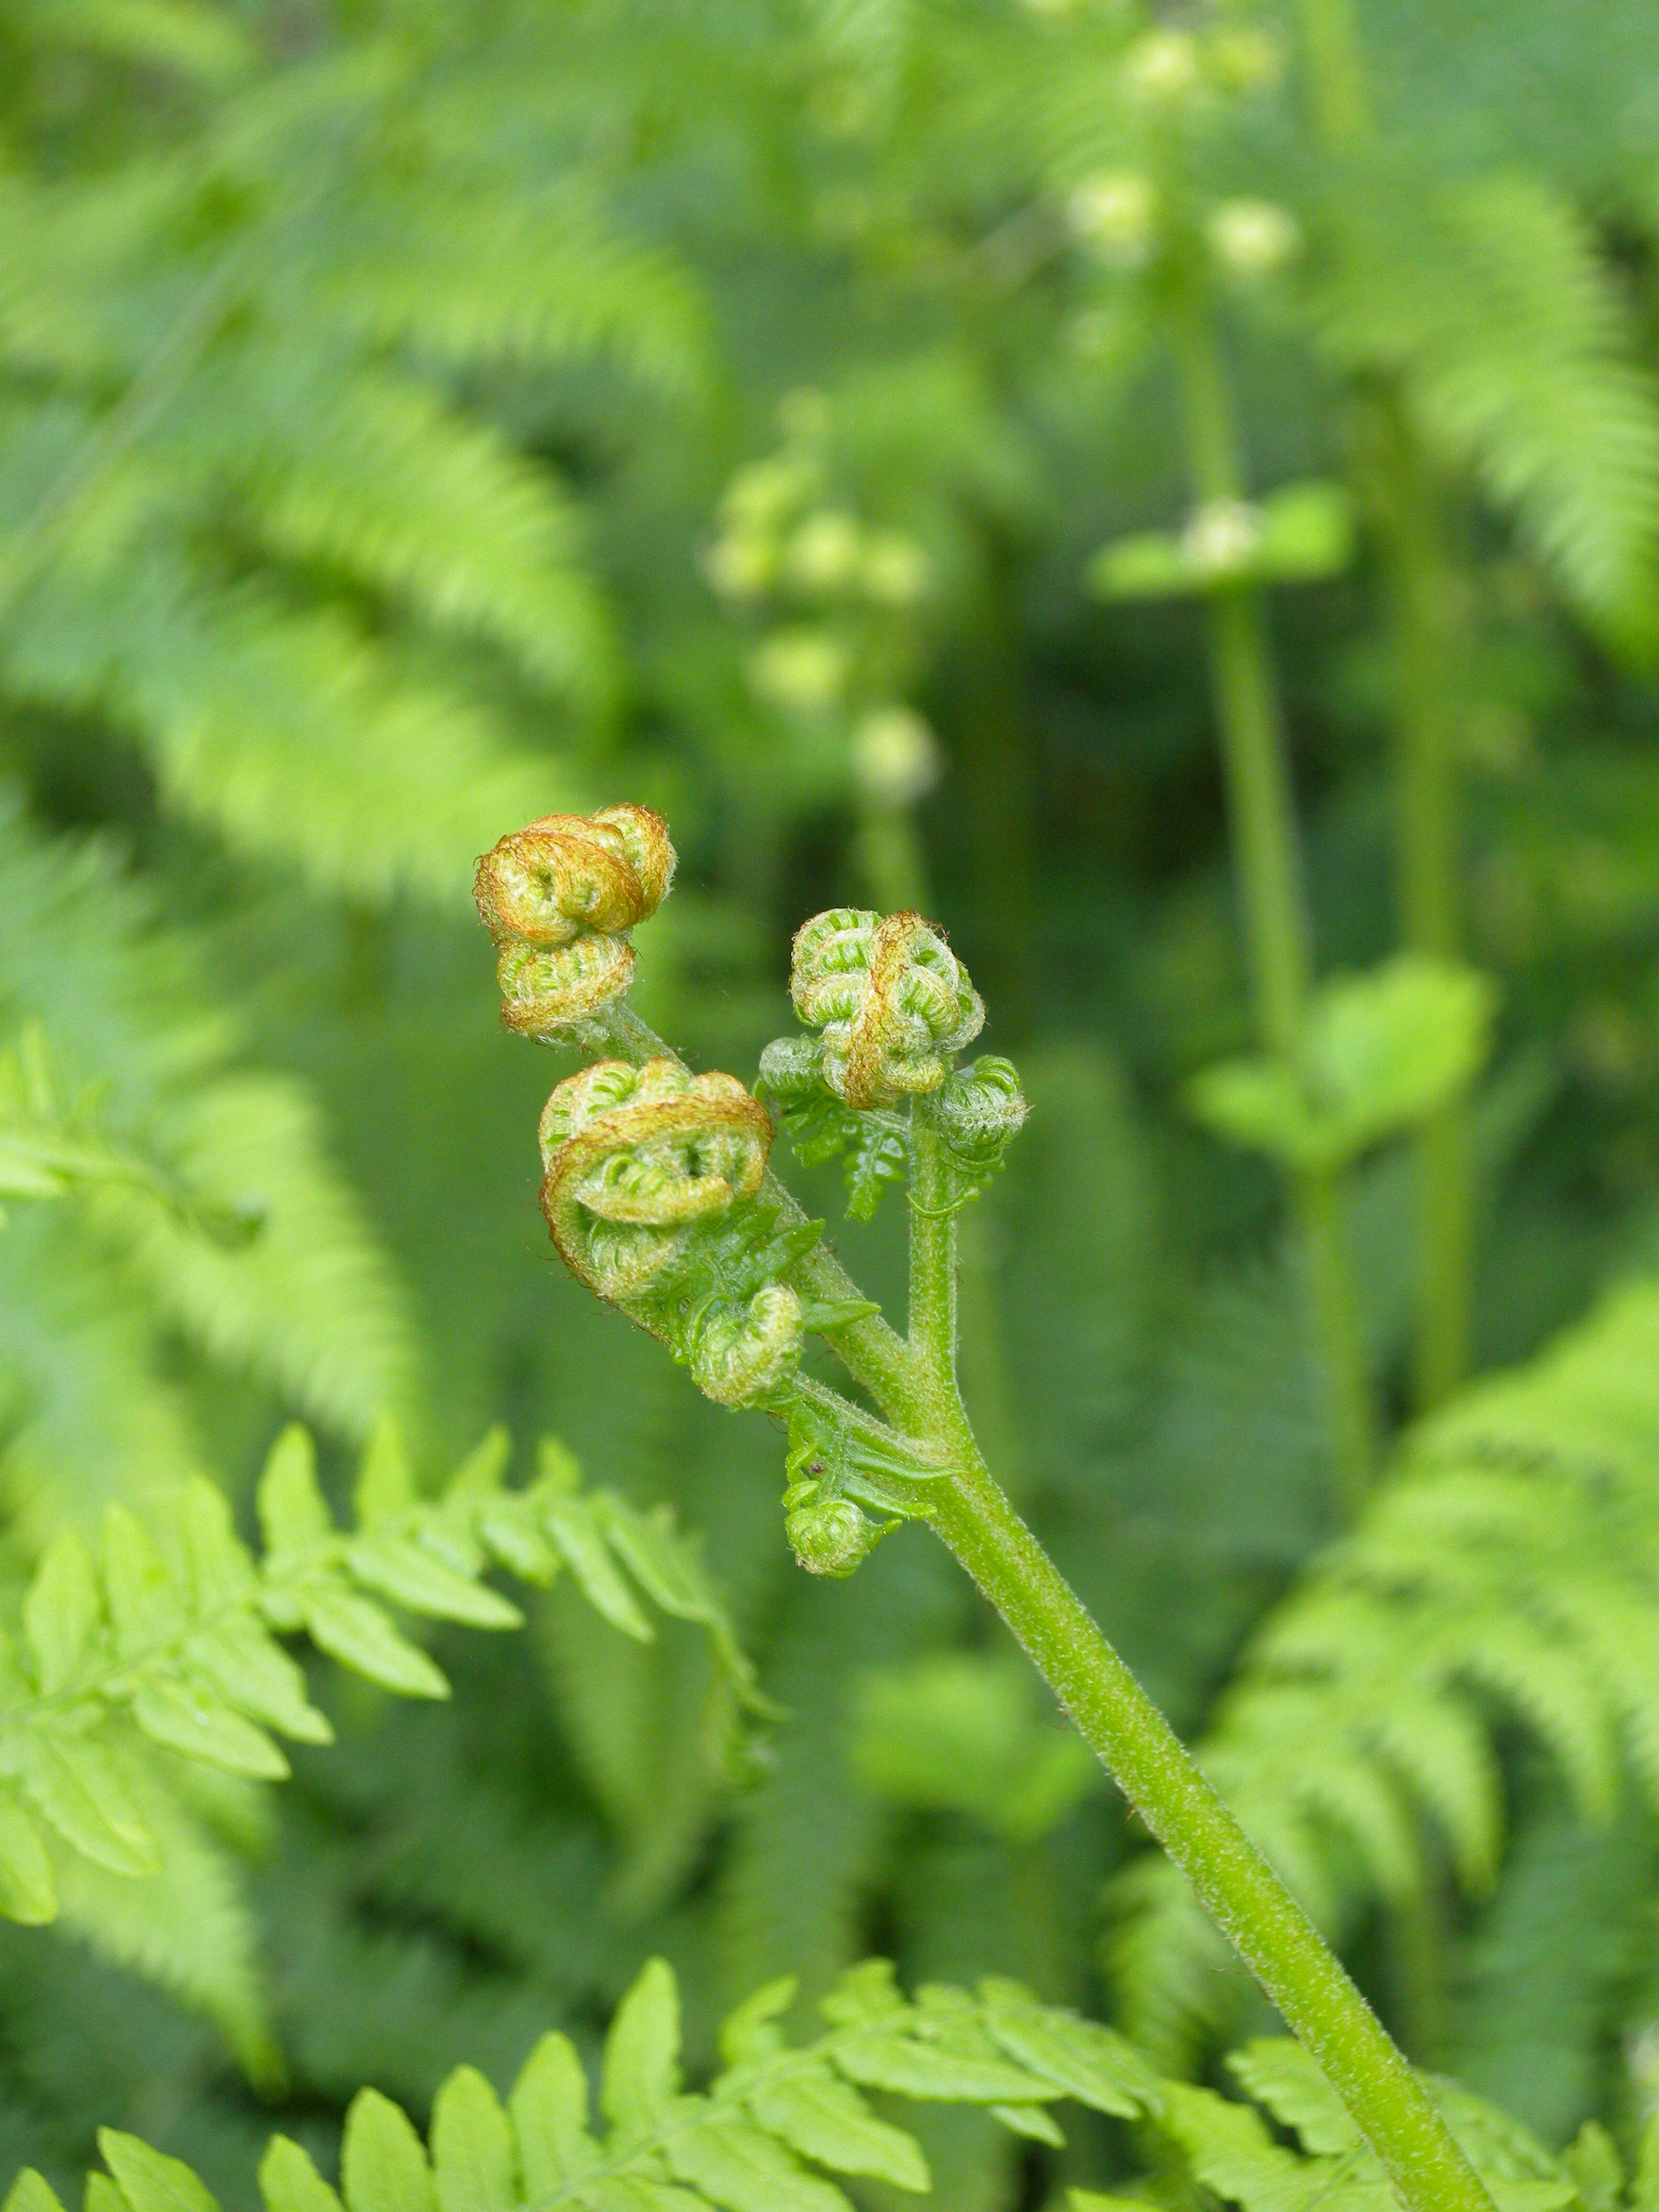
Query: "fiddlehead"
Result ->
[[789, 907, 985, 1109], [474, 802, 675, 1032], [539, 1058, 772, 1295], [537, 1057, 806, 1408]]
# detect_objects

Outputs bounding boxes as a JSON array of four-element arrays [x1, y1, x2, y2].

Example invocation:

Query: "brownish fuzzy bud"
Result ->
[[474, 804, 676, 1032]]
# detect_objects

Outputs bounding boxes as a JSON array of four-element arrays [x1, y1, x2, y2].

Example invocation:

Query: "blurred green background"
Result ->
[[6, 0, 1659, 2205]]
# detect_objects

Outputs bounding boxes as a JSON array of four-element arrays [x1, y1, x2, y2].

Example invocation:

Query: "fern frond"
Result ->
[[1110, 1277, 1659, 2067], [231, 367, 617, 710], [319, 175, 708, 396], [1449, 1788, 1653, 2145], [1314, 169, 1659, 647], [0, 1214, 206, 1540], [6, 0, 252, 85], [0, 1419, 765, 1922], [84, 1072, 415, 1442], [51, 1747, 276, 2083], [3, 557, 570, 906], [0, 805, 413, 1443], [10, 1960, 1614, 2212], [11, 1956, 1165, 2212]]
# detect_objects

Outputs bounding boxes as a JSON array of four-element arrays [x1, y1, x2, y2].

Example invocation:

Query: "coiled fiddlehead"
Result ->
[[934, 1056, 1029, 1173], [474, 804, 675, 1031], [538, 1058, 771, 1299], [782, 1474, 885, 1578], [789, 909, 985, 1110], [537, 1060, 806, 1409], [683, 1281, 803, 1409]]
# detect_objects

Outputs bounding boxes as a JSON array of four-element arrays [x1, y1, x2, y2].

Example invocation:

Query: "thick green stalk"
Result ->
[[925, 1454, 1489, 2212], [1175, 294, 1377, 1501], [873, 1145, 1495, 2212]]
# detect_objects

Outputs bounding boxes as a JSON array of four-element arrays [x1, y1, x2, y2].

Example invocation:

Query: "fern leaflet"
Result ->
[[0, 1420, 765, 1925]]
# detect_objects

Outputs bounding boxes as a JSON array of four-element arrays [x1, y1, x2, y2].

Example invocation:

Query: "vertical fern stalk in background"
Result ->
[[1296, 0, 1475, 1414], [1172, 279, 1378, 1512]]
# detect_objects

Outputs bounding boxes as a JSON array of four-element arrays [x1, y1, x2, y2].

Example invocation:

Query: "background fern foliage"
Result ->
[[4, 0, 1659, 2205]]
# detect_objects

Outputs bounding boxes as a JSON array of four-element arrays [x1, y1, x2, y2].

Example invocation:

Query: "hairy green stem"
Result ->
[[923, 1452, 1490, 2212], [875, 1136, 1494, 2212], [908, 1105, 959, 1381], [1174, 293, 1377, 1503]]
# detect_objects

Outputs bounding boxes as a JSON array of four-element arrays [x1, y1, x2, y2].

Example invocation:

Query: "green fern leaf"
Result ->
[[1110, 1277, 1659, 2066], [1316, 168, 1659, 647]]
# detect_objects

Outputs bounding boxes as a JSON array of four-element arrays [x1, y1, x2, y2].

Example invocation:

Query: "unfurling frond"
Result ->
[[788, 910, 985, 1110], [0, 1419, 765, 1925], [475, 806, 676, 1033]]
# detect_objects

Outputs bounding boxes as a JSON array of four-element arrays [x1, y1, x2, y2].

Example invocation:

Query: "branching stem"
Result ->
[[876, 1132, 1494, 2212], [544, 984, 1495, 2212]]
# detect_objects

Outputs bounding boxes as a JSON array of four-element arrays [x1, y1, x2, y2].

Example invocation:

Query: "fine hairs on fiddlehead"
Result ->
[[473, 803, 675, 1032]]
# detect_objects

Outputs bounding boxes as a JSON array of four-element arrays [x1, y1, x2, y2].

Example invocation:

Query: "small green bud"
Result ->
[[1207, 199, 1301, 278], [688, 1283, 804, 1408], [934, 1056, 1029, 1168], [1181, 500, 1263, 580], [783, 511, 865, 594], [783, 1476, 886, 1577], [703, 531, 778, 600], [757, 1033, 825, 1100], [747, 629, 850, 715], [1123, 29, 1201, 102], [850, 707, 941, 810], [860, 532, 932, 607], [1067, 172, 1159, 269]]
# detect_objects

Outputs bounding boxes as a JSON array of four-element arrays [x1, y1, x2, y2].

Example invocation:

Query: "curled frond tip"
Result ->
[[474, 803, 676, 1031]]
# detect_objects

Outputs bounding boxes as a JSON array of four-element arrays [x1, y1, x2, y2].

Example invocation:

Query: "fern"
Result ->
[[0, 799, 411, 1513], [1110, 1276, 1659, 2067], [10, 1959, 1629, 2212], [10, 1956, 1163, 2212], [0, 1416, 762, 1927], [1312, 167, 1659, 649], [0, 14, 708, 907]]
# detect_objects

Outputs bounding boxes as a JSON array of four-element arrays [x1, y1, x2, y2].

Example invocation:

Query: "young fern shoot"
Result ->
[[477, 803, 1499, 2212]]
